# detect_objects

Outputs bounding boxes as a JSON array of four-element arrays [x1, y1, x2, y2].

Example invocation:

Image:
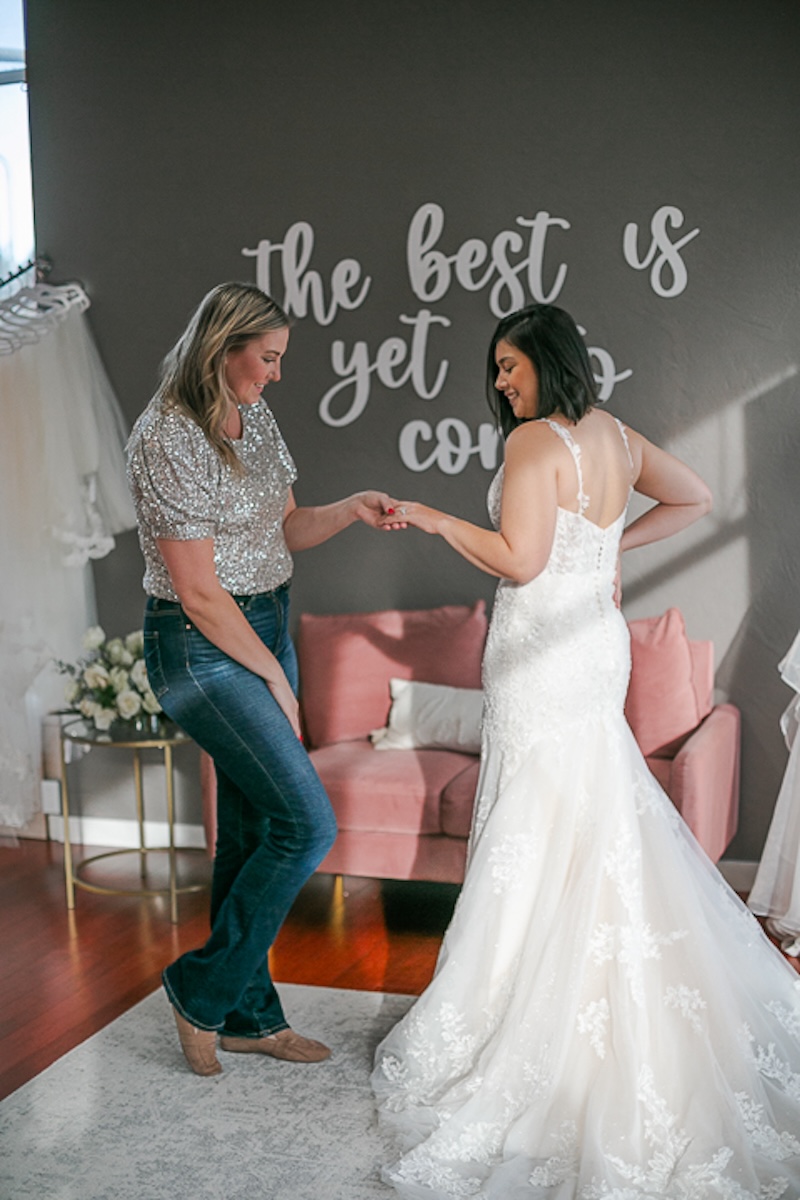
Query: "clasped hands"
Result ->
[[379, 499, 441, 535], [353, 492, 439, 535]]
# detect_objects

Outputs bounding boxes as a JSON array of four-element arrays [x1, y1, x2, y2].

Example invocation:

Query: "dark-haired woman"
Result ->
[[372, 303, 800, 1197], [127, 282, 395, 1076]]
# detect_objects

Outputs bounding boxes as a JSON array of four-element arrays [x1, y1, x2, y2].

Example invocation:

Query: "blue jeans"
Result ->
[[143, 585, 337, 1035]]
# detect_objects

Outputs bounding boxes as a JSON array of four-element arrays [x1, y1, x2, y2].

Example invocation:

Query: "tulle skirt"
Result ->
[[372, 714, 800, 1199]]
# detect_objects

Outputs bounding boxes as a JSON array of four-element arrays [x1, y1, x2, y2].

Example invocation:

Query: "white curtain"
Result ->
[[0, 287, 135, 828]]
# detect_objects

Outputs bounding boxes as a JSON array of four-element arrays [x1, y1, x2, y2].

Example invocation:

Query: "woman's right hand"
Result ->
[[379, 501, 445, 535], [156, 539, 306, 739], [265, 672, 303, 740]]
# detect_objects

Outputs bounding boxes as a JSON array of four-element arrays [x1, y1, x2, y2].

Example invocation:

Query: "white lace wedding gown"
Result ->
[[372, 419, 800, 1199]]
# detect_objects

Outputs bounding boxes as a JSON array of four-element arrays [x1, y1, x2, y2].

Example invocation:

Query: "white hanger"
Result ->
[[0, 280, 91, 355]]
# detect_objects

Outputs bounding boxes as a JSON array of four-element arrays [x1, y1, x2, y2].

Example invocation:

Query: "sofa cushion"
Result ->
[[625, 608, 702, 756], [645, 755, 672, 795], [440, 759, 481, 838], [298, 601, 487, 748], [371, 679, 483, 753], [317, 828, 469, 884], [309, 740, 473, 835]]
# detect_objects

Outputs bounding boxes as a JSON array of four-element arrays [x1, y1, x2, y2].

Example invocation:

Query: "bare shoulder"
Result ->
[[505, 420, 563, 462], [617, 421, 675, 476], [589, 407, 638, 440], [598, 411, 646, 472]]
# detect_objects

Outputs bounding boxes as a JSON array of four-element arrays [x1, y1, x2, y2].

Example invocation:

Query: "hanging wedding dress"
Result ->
[[748, 632, 800, 957], [372, 419, 800, 1199], [0, 280, 135, 829]]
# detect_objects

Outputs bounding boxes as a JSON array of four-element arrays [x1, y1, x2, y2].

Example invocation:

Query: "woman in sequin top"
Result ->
[[127, 282, 395, 1076]]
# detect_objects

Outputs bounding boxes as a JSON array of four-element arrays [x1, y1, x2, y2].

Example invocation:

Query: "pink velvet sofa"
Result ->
[[200, 603, 740, 880]]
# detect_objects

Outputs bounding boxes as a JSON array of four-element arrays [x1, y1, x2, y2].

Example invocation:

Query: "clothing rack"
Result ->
[[0, 254, 53, 291], [0, 257, 89, 356]]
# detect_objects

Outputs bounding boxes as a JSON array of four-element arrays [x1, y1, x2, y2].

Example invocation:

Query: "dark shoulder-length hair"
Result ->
[[486, 303, 599, 437]]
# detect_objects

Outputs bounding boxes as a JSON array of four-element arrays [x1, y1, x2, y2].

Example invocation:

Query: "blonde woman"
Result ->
[[127, 282, 394, 1076]]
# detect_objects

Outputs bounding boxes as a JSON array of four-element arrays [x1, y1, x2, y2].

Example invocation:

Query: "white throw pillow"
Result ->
[[370, 678, 483, 753]]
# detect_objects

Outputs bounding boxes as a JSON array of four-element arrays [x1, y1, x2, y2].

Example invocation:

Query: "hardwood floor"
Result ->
[[0, 838, 459, 1100], [2, 838, 798, 1103]]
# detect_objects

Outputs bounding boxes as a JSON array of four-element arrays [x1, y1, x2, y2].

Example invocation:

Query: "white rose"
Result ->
[[126, 631, 144, 656], [82, 626, 105, 651], [93, 707, 116, 731], [116, 690, 143, 720], [119, 649, 135, 667], [130, 659, 149, 691], [64, 679, 81, 704], [142, 690, 162, 714], [109, 667, 130, 694], [79, 698, 100, 719], [105, 638, 126, 664], [83, 663, 110, 690]]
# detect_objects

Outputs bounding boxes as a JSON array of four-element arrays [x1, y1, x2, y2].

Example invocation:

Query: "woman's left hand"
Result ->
[[378, 501, 443, 535]]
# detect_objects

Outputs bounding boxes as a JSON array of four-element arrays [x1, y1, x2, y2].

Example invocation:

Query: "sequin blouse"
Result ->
[[126, 396, 297, 601]]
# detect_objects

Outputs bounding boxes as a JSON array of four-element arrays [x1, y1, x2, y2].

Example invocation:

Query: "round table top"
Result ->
[[60, 717, 192, 749]]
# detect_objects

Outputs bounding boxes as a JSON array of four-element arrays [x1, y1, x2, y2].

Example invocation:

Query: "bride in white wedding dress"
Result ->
[[373, 304, 800, 1199]]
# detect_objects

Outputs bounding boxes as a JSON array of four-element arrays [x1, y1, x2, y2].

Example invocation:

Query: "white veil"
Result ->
[[0, 282, 135, 829]]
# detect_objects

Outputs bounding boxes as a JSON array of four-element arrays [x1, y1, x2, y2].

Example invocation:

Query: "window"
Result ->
[[0, 0, 34, 276]]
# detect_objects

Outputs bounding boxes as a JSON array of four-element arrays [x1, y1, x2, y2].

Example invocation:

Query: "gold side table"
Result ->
[[59, 718, 208, 923]]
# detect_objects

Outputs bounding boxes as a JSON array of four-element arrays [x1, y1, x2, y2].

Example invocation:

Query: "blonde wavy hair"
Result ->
[[158, 282, 289, 470]]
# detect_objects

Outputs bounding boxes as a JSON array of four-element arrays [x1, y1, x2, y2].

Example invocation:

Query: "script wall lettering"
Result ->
[[242, 222, 371, 325], [406, 202, 570, 313], [242, 200, 699, 474], [399, 419, 500, 475], [318, 310, 450, 428], [622, 205, 700, 299]]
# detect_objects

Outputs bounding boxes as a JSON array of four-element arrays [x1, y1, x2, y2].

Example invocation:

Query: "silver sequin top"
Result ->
[[126, 396, 297, 600]]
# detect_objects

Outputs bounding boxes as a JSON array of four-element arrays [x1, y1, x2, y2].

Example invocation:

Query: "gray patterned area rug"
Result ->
[[0, 983, 415, 1200]]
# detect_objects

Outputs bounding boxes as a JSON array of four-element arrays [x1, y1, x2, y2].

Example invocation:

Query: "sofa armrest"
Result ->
[[667, 702, 740, 862]]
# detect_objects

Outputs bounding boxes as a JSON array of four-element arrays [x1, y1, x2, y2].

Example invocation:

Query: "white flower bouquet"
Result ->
[[57, 626, 164, 733]]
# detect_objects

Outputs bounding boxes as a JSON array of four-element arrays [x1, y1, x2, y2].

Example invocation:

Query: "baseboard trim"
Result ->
[[45, 815, 207, 851], [717, 859, 757, 893]]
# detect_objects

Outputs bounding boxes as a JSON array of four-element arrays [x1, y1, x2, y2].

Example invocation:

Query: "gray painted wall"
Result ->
[[26, 0, 800, 858]]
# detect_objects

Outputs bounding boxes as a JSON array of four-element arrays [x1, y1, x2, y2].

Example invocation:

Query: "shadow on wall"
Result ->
[[622, 518, 747, 611], [618, 364, 800, 862]]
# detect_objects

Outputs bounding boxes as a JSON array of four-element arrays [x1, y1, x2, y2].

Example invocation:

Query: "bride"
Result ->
[[373, 304, 800, 1198]]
